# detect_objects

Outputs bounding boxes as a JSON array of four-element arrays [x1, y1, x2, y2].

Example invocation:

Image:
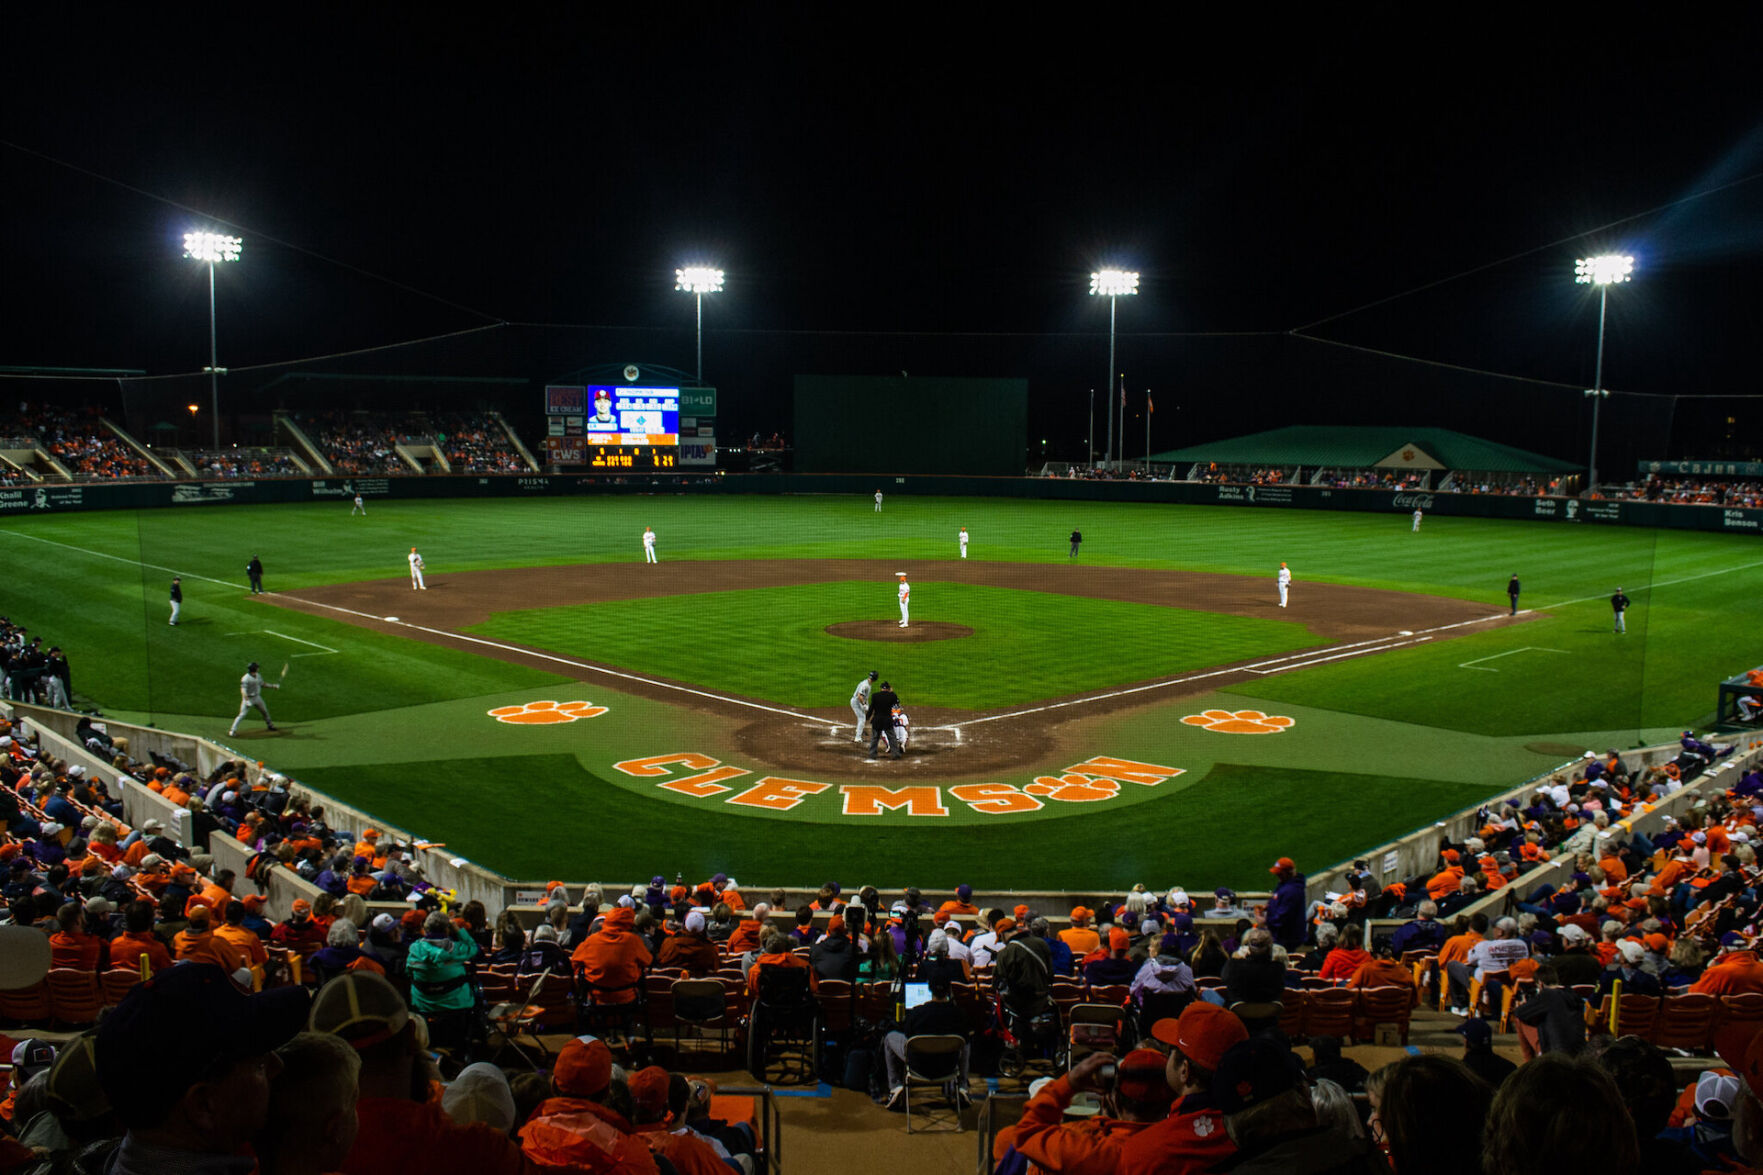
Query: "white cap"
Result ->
[[1697, 1071, 1741, 1120]]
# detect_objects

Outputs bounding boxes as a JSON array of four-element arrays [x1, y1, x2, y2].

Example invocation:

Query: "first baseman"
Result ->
[[643, 526, 657, 563], [409, 547, 427, 590], [229, 660, 279, 736], [959, 527, 969, 558], [1277, 562, 1291, 608], [896, 572, 910, 628], [850, 670, 878, 741]]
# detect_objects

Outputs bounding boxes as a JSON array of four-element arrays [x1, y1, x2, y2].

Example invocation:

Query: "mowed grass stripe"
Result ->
[[462, 582, 1322, 710]]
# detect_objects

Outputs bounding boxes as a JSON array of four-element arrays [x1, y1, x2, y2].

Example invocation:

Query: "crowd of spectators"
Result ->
[[1613, 476, 1763, 508], [1441, 473, 1564, 497], [5, 645, 1762, 1172], [299, 411, 415, 475], [4, 404, 159, 481], [1309, 467, 1427, 490], [177, 448, 308, 479], [430, 413, 530, 474]]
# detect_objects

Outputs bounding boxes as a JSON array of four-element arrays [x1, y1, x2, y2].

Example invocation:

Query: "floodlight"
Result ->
[[183, 231, 243, 264], [675, 266, 725, 294], [1574, 254, 1633, 286], [1089, 269, 1140, 297]]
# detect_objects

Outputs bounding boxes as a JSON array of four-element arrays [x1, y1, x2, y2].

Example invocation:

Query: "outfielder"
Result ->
[[169, 576, 182, 626], [643, 526, 657, 563], [1612, 587, 1630, 633], [850, 670, 878, 741], [351, 493, 366, 516], [896, 572, 910, 628], [874, 490, 883, 512], [1277, 562, 1292, 608], [1412, 508, 1423, 533], [959, 527, 969, 558], [408, 547, 427, 590], [229, 661, 279, 736]]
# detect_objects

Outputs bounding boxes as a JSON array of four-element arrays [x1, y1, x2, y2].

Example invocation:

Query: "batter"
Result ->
[[850, 670, 878, 742]]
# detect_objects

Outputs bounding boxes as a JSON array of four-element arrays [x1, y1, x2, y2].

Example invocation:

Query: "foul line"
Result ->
[[263, 630, 338, 656], [1538, 559, 1763, 611], [3, 529, 248, 590]]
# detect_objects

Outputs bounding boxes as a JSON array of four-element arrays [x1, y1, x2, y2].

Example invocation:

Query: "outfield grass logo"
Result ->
[[489, 700, 609, 724], [614, 753, 1184, 818], [1180, 708, 1294, 734]]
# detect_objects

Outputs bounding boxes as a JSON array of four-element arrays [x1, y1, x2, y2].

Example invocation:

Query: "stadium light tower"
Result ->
[[1574, 253, 1633, 494], [675, 266, 724, 384], [1089, 269, 1138, 469], [183, 231, 242, 449]]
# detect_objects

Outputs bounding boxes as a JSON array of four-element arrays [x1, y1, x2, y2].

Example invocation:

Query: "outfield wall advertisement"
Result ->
[[2, 474, 1759, 534]]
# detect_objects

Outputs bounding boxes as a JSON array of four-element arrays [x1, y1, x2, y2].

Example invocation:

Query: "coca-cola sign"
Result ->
[[1391, 492, 1434, 510]]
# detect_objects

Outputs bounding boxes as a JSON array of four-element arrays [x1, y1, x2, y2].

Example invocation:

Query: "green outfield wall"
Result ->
[[5, 473, 1762, 535]]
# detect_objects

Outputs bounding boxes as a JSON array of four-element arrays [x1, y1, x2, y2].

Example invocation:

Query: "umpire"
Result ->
[[866, 680, 902, 760], [247, 555, 264, 594]]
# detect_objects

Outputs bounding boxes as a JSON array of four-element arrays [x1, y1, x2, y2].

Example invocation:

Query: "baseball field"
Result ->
[[4, 491, 1757, 892]]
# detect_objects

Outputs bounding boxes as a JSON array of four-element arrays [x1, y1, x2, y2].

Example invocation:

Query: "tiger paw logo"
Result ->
[[1181, 709, 1294, 734], [1024, 774, 1121, 803], [488, 700, 608, 725]]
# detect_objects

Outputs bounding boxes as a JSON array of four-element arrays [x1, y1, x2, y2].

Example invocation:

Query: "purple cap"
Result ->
[[956, 884, 972, 900]]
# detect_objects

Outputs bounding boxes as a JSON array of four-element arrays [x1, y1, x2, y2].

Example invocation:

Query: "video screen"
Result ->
[[585, 386, 680, 444]]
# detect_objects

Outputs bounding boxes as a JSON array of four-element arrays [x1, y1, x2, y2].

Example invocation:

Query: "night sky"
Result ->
[[4, 12, 1760, 468]]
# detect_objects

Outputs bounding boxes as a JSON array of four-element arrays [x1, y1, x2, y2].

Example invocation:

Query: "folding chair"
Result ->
[[672, 978, 731, 1059], [903, 1034, 968, 1133], [746, 965, 819, 1083]]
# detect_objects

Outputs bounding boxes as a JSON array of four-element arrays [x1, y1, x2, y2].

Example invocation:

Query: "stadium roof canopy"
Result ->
[[1150, 426, 1579, 474]]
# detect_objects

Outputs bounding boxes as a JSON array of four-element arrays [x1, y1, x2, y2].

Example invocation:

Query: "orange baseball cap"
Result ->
[[554, 1036, 613, 1098], [1115, 1048, 1178, 1109], [1269, 857, 1295, 874], [1070, 906, 1089, 921], [1153, 1003, 1249, 1071], [290, 899, 312, 916], [628, 1065, 670, 1119], [1109, 926, 1131, 951]]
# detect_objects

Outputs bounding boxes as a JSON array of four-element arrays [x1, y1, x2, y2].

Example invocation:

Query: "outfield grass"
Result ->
[[464, 582, 1321, 709], [3, 493, 1758, 887]]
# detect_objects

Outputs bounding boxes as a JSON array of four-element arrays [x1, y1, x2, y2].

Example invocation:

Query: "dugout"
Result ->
[[793, 375, 1027, 476]]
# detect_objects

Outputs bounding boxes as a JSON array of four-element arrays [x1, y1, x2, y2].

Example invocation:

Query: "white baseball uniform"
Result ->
[[898, 578, 910, 627], [643, 528, 657, 563], [874, 491, 883, 512], [1277, 564, 1291, 607], [409, 550, 426, 590], [1412, 509, 1423, 532], [229, 670, 279, 735], [959, 528, 968, 558], [352, 494, 366, 515], [850, 676, 874, 741]]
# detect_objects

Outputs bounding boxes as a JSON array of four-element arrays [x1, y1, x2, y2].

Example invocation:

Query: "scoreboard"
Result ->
[[586, 444, 677, 470], [545, 382, 712, 470]]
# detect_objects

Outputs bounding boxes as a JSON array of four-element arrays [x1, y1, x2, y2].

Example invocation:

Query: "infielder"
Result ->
[[1412, 508, 1423, 533], [896, 572, 910, 628], [229, 660, 279, 736], [409, 547, 427, 590], [850, 670, 878, 741], [169, 576, 182, 626], [874, 490, 883, 512], [1277, 562, 1292, 608], [351, 493, 366, 516], [959, 527, 969, 558], [643, 526, 657, 563]]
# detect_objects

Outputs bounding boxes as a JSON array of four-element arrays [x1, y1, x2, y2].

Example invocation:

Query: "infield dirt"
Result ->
[[272, 559, 1520, 780]]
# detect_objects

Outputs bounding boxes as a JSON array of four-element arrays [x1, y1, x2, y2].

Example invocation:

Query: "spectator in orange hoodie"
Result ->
[[1060, 907, 1102, 957], [109, 899, 173, 974], [49, 901, 105, 970], [1438, 914, 1488, 968], [724, 902, 769, 955], [572, 904, 652, 1003], [1692, 933, 1763, 996], [173, 905, 247, 977], [216, 899, 269, 968], [625, 1066, 726, 1175]]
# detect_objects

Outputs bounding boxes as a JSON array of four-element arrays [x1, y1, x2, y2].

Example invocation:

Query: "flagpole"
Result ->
[[1145, 389, 1151, 474]]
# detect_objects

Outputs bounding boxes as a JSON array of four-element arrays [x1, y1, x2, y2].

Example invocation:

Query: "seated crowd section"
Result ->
[[1, 404, 158, 481], [1614, 475, 1763, 508], [295, 409, 530, 475], [179, 448, 308, 478], [6, 605, 1763, 1169]]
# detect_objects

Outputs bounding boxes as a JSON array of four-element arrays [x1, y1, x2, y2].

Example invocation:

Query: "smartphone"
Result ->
[[1097, 1063, 1116, 1086]]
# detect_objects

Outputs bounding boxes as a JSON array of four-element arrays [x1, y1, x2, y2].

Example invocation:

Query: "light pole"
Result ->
[[1574, 253, 1633, 494], [183, 231, 241, 449], [1089, 269, 1138, 469], [675, 266, 724, 385]]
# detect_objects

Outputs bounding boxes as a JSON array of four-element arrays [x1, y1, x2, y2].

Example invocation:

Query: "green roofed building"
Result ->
[[1150, 425, 1579, 483]]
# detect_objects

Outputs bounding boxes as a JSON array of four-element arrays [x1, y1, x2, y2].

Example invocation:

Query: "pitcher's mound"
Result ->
[[825, 621, 973, 643]]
